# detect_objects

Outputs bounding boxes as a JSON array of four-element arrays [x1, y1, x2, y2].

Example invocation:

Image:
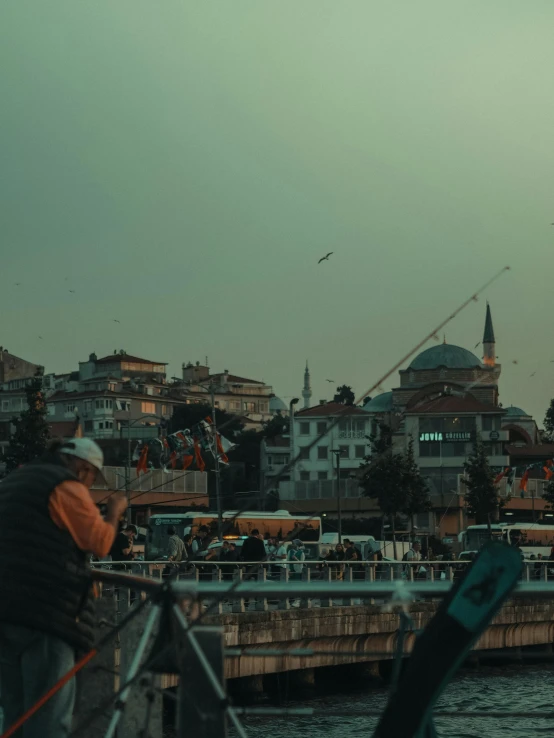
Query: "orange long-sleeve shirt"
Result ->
[[49, 480, 115, 558]]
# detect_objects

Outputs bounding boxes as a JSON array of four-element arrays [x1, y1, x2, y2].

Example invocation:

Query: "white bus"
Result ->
[[145, 510, 321, 560], [460, 523, 554, 559]]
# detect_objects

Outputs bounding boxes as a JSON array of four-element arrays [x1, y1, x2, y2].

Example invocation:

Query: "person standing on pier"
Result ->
[[0, 438, 128, 738]]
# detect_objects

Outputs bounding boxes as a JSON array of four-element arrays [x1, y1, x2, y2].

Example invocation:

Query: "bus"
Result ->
[[460, 523, 554, 559], [145, 510, 321, 560]]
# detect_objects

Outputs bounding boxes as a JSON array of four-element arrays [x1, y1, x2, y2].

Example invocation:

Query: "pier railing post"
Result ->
[[279, 566, 290, 610]]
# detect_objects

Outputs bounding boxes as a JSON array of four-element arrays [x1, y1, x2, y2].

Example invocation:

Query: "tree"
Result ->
[[462, 435, 505, 529], [542, 478, 554, 510], [359, 425, 429, 558], [261, 414, 289, 439], [333, 385, 356, 405], [169, 403, 244, 441], [544, 399, 554, 442], [402, 439, 431, 540], [4, 368, 50, 473]]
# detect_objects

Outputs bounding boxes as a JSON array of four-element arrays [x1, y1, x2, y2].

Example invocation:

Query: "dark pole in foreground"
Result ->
[[332, 449, 342, 544]]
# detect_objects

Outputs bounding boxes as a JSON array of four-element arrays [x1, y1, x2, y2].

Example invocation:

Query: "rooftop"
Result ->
[[95, 353, 167, 366], [209, 373, 264, 385], [363, 391, 393, 413], [296, 402, 369, 418], [407, 344, 482, 371], [406, 395, 502, 415], [506, 444, 554, 458], [505, 405, 530, 417]]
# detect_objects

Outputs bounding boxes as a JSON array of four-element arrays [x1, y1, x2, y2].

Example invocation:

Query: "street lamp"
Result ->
[[289, 398, 300, 483], [331, 449, 342, 544]]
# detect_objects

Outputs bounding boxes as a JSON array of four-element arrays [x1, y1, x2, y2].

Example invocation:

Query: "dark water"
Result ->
[[240, 665, 554, 737]]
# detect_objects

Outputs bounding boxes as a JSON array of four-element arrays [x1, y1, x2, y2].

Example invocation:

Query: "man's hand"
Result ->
[[105, 493, 128, 529]]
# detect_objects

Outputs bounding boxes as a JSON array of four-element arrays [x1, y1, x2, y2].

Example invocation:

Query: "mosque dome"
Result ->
[[505, 405, 529, 417], [363, 392, 393, 413], [269, 395, 288, 414], [408, 344, 482, 371]]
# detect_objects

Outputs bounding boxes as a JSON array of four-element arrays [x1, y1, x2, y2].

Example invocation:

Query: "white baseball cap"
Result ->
[[59, 438, 104, 472]]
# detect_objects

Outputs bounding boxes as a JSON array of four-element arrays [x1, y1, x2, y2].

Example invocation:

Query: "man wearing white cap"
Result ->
[[0, 438, 128, 737]]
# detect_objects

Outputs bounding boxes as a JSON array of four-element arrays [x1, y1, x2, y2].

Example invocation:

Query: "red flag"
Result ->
[[494, 467, 509, 485], [519, 469, 530, 495], [136, 446, 148, 477], [170, 451, 177, 469], [544, 462, 554, 481], [162, 437, 169, 449], [194, 437, 206, 472], [182, 454, 193, 470]]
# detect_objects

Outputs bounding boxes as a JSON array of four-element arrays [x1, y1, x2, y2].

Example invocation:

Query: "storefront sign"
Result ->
[[419, 431, 473, 443]]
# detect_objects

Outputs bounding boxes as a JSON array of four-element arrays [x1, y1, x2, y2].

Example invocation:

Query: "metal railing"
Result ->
[[91, 466, 208, 494]]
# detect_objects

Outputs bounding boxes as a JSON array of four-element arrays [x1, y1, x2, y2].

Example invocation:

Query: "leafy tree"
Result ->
[[403, 439, 431, 539], [4, 368, 50, 473], [542, 478, 554, 510], [261, 414, 289, 439], [462, 435, 505, 528], [359, 425, 429, 558], [333, 385, 356, 405], [544, 399, 554, 442], [169, 402, 244, 441]]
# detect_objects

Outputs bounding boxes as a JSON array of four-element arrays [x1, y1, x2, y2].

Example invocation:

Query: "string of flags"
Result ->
[[132, 415, 236, 476], [493, 459, 554, 498]]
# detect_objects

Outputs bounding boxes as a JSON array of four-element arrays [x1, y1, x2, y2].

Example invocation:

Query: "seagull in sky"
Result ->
[[113, 319, 120, 323], [38, 336, 43, 340], [14, 283, 21, 286], [530, 371, 536, 377], [512, 360, 518, 365], [318, 252, 333, 264], [474, 341, 481, 349], [326, 379, 335, 383], [69, 290, 75, 294]]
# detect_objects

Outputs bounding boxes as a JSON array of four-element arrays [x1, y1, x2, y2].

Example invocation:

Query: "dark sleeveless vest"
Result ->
[[0, 462, 96, 652]]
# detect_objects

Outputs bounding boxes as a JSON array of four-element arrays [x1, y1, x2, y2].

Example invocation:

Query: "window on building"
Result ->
[[299, 446, 310, 460], [300, 471, 310, 481], [317, 471, 328, 481], [317, 446, 328, 460], [105, 399, 113, 410], [84, 400, 92, 412], [108, 383, 116, 392], [483, 442, 500, 457], [161, 405, 168, 416], [98, 422, 104, 430], [141, 402, 156, 414], [244, 401, 256, 412], [299, 422, 310, 435], [66, 404, 76, 413], [316, 421, 327, 435], [482, 415, 501, 431], [339, 469, 352, 479], [355, 445, 366, 459], [339, 445, 349, 459], [1, 400, 9, 412], [106, 421, 113, 429], [84, 420, 93, 431], [95, 400, 103, 409]]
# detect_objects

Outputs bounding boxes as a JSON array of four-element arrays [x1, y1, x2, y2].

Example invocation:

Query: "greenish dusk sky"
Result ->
[[1, 2, 553, 420]]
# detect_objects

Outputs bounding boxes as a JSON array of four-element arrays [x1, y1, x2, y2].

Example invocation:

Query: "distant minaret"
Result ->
[[483, 302, 496, 367], [302, 361, 312, 409]]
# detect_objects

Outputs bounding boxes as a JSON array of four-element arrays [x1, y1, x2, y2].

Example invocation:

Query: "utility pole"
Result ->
[[332, 449, 342, 544], [210, 382, 223, 542]]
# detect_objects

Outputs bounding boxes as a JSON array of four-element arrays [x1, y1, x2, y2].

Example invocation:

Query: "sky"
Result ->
[[1, 1, 554, 422]]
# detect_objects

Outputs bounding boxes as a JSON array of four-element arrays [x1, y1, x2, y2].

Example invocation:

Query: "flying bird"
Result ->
[[14, 283, 21, 286], [113, 319, 120, 323], [512, 360, 518, 365], [69, 290, 75, 294], [325, 379, 335, 383], [318, 252, 333, 264], [38, 336, 43, 340], [530, 371, 536, 377]]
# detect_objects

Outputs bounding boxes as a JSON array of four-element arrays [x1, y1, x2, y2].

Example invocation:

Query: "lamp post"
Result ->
[[332, 449, 342, 544], [289, 398, 300, 484]]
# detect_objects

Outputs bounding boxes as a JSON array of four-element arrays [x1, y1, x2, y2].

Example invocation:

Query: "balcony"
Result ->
[[91, 466, 207, 495]]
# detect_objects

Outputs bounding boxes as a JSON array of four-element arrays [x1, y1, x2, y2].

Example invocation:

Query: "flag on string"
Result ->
[[136, 445, 149, 477], [194, 437, 206, 472], [519, 468, 530, 498], [506, 467, 516, 492], [544, 460, 554, 482], [182, 454, 193, 470], [216, 433, 229, 463], [494, 467, 510, 485]]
